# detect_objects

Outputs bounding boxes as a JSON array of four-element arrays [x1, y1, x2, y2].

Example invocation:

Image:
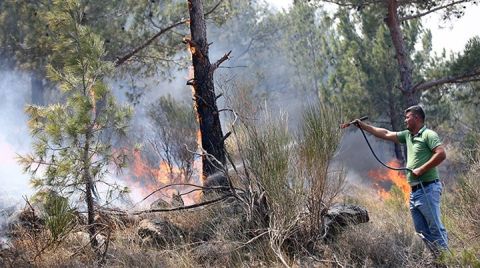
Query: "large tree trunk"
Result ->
[[385, 0, 419, 107], [187, 0, 226, 179]]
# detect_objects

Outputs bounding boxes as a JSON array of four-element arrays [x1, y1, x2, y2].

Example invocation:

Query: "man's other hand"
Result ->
[[412, 167, 424, 177]]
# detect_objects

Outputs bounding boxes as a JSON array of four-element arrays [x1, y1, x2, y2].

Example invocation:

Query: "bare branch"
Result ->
[[218, 65, 248, 69], [115, 20, 187, 67], [210, 50, 232, 73], [320, 0, 383, 9], [400, 0, 469, 21], [134, 182, 231, 207], [186, 78, 196, 86], [132, 194, 233, 214], [220, 131, 232, 144], [218, 108, 234, 113], [22, 196, 36, 218], [232, 230, 269, 251], [205, 0, 224, 17], [412, 69, 480, 92]]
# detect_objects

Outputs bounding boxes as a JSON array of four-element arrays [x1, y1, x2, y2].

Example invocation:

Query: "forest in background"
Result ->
[[0, 0, 479, 267]]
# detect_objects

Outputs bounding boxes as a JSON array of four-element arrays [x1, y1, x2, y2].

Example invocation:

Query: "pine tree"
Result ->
[[18, 0, 131, 251], [313, 0, 480, 106], [329, 6, 431, 161]]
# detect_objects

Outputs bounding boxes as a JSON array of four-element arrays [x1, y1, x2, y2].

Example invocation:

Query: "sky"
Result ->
[[266, 0, 480, 54]]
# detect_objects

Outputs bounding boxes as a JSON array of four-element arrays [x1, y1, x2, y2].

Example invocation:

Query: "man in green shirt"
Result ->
[[351, 105, 448, 254]]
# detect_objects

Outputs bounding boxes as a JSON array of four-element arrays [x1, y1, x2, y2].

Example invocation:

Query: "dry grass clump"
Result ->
[[441, 145, 480, 267], [6, 224, 99, 267], [103, 200, 288, 267], [328, 186, 429, 267]]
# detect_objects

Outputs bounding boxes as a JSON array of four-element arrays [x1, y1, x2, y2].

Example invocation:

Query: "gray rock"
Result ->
[[203, 173, 230, 197], [321, 204, 369, 242], [149, 198, 170, 209], [137, 219, 185, 248], [150, 190, 184, 209]]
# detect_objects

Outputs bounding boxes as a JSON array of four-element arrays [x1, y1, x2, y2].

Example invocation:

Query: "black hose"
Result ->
[[356, 124, 413, 173]]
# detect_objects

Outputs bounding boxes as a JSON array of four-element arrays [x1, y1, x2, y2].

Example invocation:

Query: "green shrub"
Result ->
[[44, 193, 76, 242]]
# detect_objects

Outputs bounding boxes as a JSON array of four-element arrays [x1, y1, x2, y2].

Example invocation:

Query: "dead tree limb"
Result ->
[[412, 69, 480, 92], [133, 182, 235, 208], [115, 20, 187, 67], [210, 50, 232, 73], [132, 194, 233, 214]]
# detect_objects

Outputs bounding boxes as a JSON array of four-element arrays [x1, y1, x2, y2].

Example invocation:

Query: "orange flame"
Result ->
[[118, 58, 204, 205], [189, 61, 204, 185], [194, 129, 203, 200], [117, 147, 204, 206], [368, 160, 410, 202]]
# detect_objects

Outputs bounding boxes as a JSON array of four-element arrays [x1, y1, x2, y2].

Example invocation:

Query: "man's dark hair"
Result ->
[[405, 105, 425, 121]]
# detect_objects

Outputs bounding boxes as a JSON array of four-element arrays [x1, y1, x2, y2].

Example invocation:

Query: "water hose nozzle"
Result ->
[[349, 116, 368, 125]]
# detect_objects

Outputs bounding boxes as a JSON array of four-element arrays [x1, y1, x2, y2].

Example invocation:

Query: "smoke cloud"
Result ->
[[334, 127, 400, 192], [0, 70, 33, 246]]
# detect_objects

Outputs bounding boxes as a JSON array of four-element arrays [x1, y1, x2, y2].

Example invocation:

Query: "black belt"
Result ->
[[411, 179, 439, 192]]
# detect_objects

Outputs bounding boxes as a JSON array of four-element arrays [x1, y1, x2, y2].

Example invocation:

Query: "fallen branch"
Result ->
[[133, 182, 232, 208], [132, 194, 233, 215]]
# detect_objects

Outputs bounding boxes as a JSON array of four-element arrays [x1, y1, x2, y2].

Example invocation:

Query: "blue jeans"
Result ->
[[409, 180, 448, 252]]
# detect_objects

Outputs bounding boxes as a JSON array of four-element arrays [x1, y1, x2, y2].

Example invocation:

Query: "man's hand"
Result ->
[[412, 146, 446, 178], [340, 119, 363, 129], [412, 167, 424, 178], [340, 122, 350, 129]]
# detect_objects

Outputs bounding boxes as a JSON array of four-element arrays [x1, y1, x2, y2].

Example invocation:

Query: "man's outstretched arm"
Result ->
[[354, 120, 399, 143]]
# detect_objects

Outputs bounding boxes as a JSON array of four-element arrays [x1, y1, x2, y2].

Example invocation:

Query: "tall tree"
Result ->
[[186, 0, 231, 178], [422, 36, 480, 151], [317, 0, 480, 106], [328, 6, 431, 161], [18, 0, 131, 251]]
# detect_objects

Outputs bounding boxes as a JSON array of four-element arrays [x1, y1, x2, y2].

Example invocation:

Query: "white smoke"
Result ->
[[0, 70, 34, 247], [334, 127, 398, 185]]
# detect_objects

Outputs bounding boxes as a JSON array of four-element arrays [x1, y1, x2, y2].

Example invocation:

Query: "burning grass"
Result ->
[[368, 160, 410, 203]]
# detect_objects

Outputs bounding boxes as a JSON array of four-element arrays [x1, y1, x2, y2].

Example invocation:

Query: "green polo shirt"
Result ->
[[396, 126, 442, 184]]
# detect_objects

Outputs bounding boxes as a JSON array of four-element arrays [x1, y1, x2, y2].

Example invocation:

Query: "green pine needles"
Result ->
[[18, 0, 131, 250]]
